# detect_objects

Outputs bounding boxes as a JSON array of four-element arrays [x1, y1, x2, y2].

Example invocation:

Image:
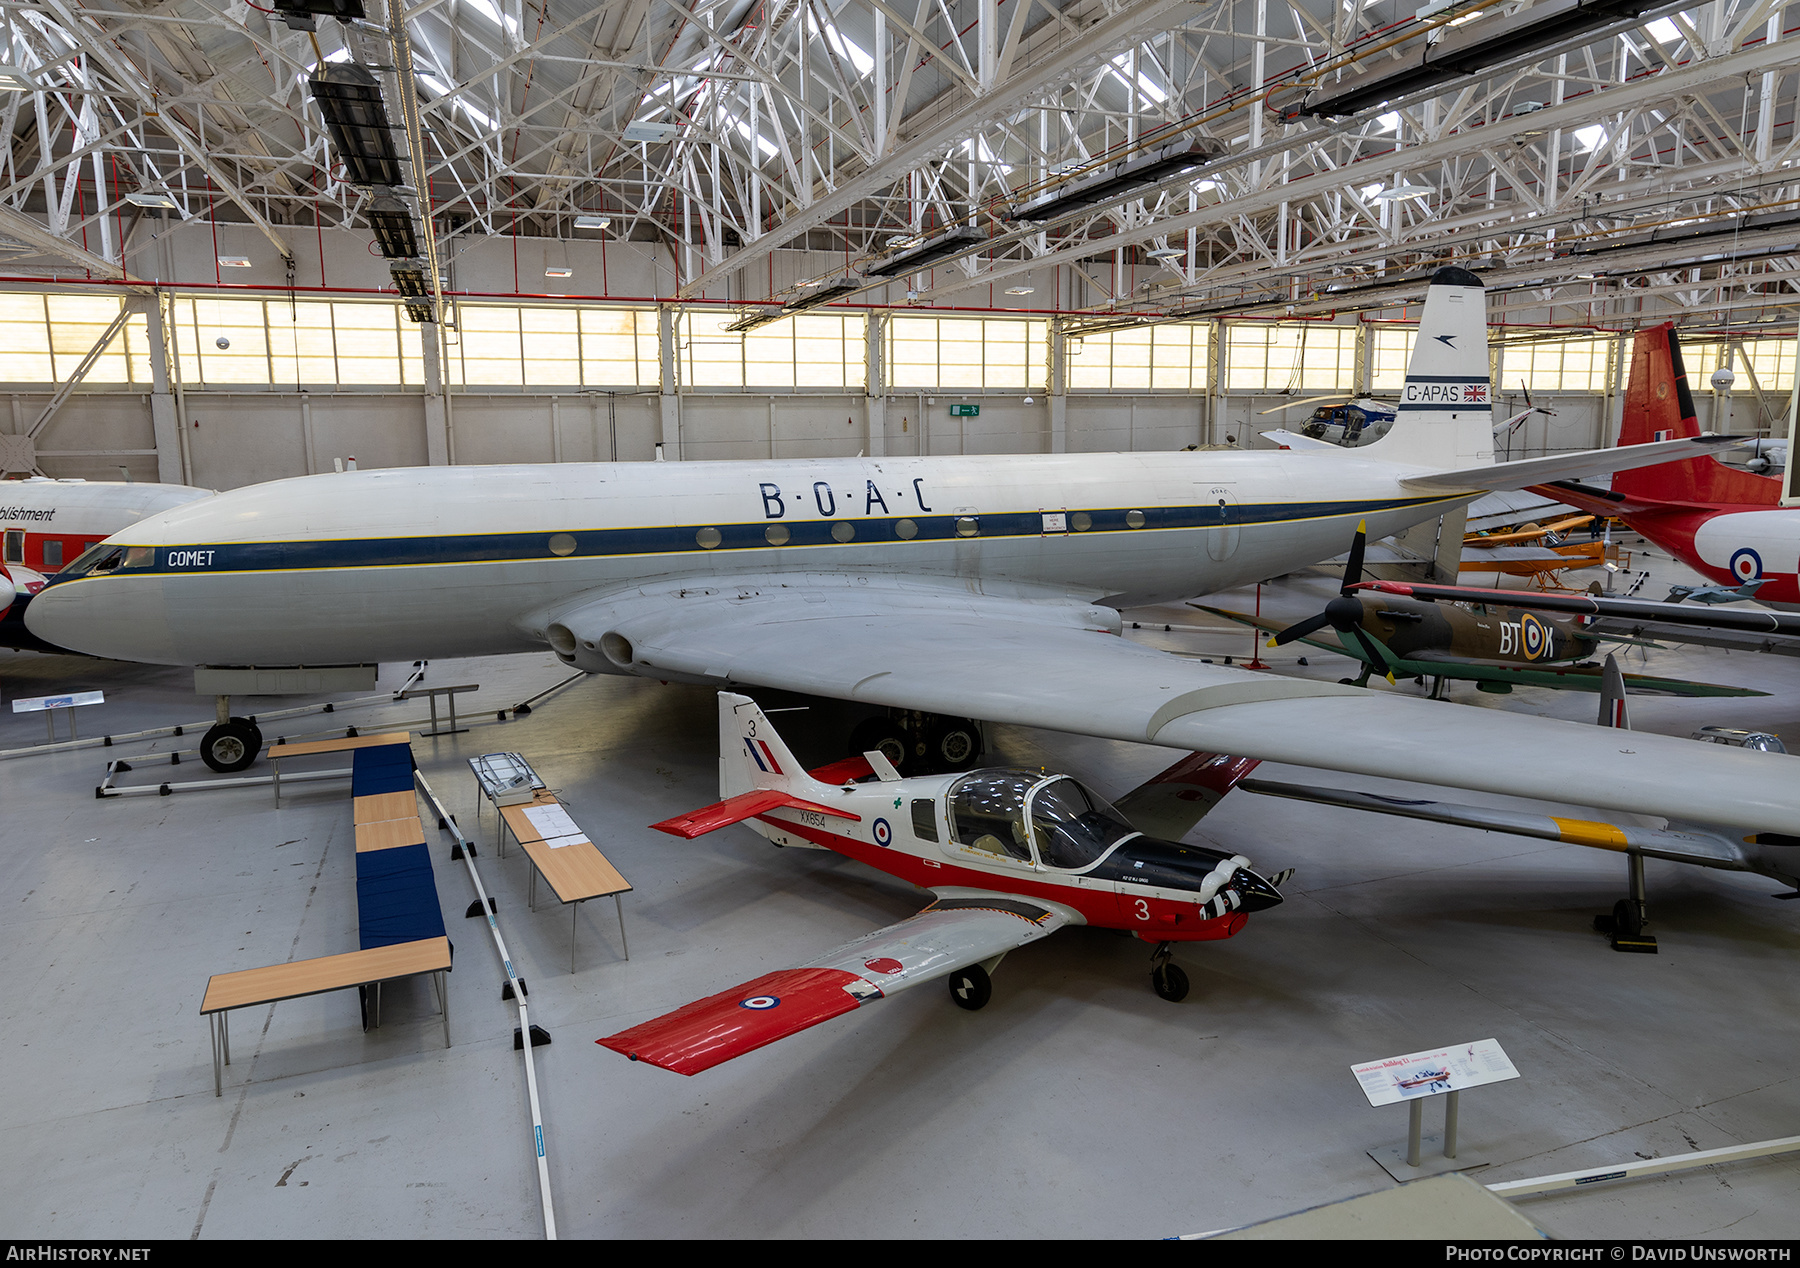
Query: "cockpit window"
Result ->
[[949, 770, 1037, 862], [1029, 777, 1138, 869], [65, 543, 123, 575], [122, 546, 155, 569]]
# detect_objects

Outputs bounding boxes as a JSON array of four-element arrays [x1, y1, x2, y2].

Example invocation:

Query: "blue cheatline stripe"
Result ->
[[88, 495, 1458, 579]]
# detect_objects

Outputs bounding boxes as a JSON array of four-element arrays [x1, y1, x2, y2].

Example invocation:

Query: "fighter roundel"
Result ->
[[1520, 612, 1549, 660]]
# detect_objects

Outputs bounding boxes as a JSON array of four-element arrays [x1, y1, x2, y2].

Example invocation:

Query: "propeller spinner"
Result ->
[[1267, 521, 1398, 684]]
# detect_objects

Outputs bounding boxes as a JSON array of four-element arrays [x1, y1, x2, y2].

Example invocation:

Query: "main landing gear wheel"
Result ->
[[1610, 898, 1643, 938], [200, 717, 263, 773], [947, 964, 992, 1011], [925, 717, 981, 770], [1151, 963, 1190, 1003]]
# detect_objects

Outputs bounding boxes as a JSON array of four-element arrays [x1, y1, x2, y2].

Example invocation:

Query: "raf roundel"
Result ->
[[1520, 612, 1548, 660], [739, 995, 781, 1010], [1730, 547, 1764, 582], [872, 816, 892, 846]]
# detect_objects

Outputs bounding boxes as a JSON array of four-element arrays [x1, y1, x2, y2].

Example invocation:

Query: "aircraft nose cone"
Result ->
[[24, 574, 179, 663], [1227, 867, 1284, 914]]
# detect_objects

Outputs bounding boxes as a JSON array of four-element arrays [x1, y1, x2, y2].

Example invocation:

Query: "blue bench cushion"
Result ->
[[353, 745, 416, 797], [354, 842, 447, 949]]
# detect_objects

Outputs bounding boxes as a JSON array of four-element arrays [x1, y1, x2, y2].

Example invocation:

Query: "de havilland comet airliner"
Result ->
[[23, 268, 1795, 847]]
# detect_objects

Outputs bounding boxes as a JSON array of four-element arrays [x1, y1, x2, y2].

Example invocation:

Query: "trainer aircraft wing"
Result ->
[[598, 892, 1072, 1075], [535, 574, 1799, 836]]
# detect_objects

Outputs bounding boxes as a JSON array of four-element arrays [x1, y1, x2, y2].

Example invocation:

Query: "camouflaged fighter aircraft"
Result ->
[[1194, 525, 1763, 700]]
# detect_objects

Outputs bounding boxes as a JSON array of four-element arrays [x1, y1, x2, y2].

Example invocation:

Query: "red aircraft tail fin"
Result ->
[[1612, 324, 1777, 507]]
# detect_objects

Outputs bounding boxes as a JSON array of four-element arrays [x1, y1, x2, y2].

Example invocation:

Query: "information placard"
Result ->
[[11, 690, 103, 713], [1351, 1038, 1519, 1107]]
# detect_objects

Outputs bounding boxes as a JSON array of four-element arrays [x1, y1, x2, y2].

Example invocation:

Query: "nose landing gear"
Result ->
[[1149, 942, 1190, 1002], [199, 695, 263, 773]]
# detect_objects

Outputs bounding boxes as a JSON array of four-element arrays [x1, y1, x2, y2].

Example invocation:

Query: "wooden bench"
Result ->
[[268, 730, 413, 806], [200, 937, 451, 1096], [500, 792, 632, 973], [203, 737, 452, 1094]]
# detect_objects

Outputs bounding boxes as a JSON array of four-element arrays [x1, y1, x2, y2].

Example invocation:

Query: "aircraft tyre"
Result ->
[[1611, 898, 1642, 938], [847, 717, 909, 773], [1151, 963, 1190, 1003], [947, 964, 992, 1011], [925, 717, 981, 770], [201, 718, 263, 773]]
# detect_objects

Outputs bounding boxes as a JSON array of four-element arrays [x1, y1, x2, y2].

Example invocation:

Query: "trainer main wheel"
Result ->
[[200, 718, 263, 773], [1151, 963, 1190, 1002], [947, 964, 992, 1011]]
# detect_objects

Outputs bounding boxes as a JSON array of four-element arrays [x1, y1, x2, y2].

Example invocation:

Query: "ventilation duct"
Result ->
[[309, 63, 405, 188], [1005, 136, 1228, 223]]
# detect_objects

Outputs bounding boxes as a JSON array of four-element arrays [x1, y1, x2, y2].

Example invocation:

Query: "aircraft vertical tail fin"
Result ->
[[719, 691, 808, 800], [1612, 324, 1777, 507], [1598, 653, 1631, 730], [1363, 267, 1496, 471]]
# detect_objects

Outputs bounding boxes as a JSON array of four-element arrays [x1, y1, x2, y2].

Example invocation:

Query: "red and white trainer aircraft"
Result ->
[[1534, 324, 1795, 606], [598, 692, 1284, 1076]]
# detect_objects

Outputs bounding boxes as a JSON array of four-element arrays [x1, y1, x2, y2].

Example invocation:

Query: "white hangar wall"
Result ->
[[1, 221, 1788, 489]]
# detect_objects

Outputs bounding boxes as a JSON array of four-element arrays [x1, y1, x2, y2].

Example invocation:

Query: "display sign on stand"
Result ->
[[1352, 1038, 1519, 1181], [12, 690, 104, 742]]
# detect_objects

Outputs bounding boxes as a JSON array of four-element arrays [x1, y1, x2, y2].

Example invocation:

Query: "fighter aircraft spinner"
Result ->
[[597, 693, 1288, 1076]]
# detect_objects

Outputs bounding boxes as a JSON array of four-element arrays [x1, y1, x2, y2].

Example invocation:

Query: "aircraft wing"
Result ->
[[597, 892, 1072, 1075], [538, 574, 1800, 835], [1240, 778, 1753, 874], [1258, 429, 1340, 450], [1401, 434, 1741, 492]]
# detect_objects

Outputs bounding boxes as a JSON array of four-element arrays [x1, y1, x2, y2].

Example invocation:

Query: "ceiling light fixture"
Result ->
[[863, 226, 984, 278], [123, 191, 180, 210], [545, 266, 573, 278], [218, 256, 252, 268], [1005, 286, 1034, 295], [1005, 137, 1226, 224], [309, 63, 404, 187], [573, 214, 611, 230]]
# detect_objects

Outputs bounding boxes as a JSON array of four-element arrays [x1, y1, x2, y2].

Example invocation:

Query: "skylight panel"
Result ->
[[460, 0, 521, 37], [1108, 54, 1167, 105]]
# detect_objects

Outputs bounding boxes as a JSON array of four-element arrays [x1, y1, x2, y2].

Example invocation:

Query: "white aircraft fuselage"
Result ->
[[26, 450, 1466, 668]]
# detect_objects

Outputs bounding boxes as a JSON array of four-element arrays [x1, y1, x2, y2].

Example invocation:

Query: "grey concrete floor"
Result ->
[[2, 539, 1798, 1239]]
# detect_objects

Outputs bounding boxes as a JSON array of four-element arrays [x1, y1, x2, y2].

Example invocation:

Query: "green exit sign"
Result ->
[[949, 403, 980, 417]]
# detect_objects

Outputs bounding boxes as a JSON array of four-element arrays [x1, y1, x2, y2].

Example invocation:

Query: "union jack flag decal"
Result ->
[[1466, 384, 1489, 404]]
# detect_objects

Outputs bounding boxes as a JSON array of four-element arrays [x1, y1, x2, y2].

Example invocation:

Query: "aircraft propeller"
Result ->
[[1266, 522, 1398, 684]]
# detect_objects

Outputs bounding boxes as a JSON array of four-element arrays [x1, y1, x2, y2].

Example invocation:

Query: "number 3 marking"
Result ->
[[1135, 899, 1150, 921]]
